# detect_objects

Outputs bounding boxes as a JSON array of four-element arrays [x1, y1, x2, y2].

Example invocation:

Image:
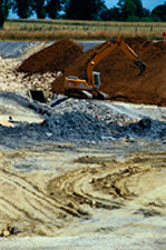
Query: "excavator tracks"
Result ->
[[64, 89, 109, 100]]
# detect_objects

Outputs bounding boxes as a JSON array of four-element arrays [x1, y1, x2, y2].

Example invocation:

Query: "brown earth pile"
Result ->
[[51, 38, 166, 106], [18, 38, 166, 106], [18, 39, 83, 73]]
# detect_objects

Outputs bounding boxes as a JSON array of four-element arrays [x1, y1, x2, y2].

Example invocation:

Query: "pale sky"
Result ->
[[105, 0, 165, 11]]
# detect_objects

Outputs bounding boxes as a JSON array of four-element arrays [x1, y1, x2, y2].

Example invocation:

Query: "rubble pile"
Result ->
[[0, 56, 57, 94], [38, 98, 166, 141], [2, 105, 166, 148], [51, 97, 134, 125], [41, 110, 166, 141], [0, 92, 166, 149]]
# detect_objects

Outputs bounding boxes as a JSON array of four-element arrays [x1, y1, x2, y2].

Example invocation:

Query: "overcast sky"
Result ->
[[105, 0, 165, 11]]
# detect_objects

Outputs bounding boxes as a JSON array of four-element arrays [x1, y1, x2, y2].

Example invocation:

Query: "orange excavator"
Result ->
[[64, 36, 146, 99]]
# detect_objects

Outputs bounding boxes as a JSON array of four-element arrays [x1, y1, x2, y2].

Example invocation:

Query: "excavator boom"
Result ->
[[87, 36, 146, 86]]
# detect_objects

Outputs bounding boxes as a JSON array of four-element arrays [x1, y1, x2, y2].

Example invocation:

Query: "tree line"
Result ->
[[0, 0, 166, 28]]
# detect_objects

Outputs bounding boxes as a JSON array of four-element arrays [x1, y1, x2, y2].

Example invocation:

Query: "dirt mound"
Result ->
[[17, 39, 83, 73], [18, 37, 166, 106], [51, 38, 166, 106]]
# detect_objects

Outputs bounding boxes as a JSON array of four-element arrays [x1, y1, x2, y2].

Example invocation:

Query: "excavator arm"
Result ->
[[87, 36, 146, 87]]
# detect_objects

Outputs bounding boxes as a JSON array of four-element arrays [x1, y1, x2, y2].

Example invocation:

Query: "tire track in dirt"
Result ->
[[0, 169, 64, 224], [0, 153, 91, 236], [0, 147, 166, 237], [47, 164, 133, 212], [48, 151, 166, 217], [0, 167, 87, 222]]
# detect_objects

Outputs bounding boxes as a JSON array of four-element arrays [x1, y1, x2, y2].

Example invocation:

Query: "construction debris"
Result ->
[[0, 91, 166, 151]]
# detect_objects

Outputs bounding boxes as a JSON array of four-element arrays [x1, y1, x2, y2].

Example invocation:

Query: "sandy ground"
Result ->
[[0, 42, 166, 249], [0, 139, 166, 249]]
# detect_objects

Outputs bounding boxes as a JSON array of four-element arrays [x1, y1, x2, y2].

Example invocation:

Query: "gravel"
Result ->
[[0, 92, 166, 149]]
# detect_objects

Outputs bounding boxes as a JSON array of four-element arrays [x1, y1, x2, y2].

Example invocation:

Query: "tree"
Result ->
[[64, 0, 106, 20], [133, 0, 150, 18], [0, 0, 13, 29], [117, 0, 150, 21], [151, 4, 166, 22], [46, 0, 62, 19], [118, 0, 137, 21], [133, 0, 143, 17], [32, 0, 47, 19], [141, 8, 150, 19], [13, 0, 33, 18], [101, 7, 120, 21]]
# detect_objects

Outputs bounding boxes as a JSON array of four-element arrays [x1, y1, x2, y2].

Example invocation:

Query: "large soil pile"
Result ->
[[18, 39, 83, 73], [18, 38, 166, 106], [51, 38, 166, 106]]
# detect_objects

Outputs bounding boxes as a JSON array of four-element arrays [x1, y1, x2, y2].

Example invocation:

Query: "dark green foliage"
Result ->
[[32, 0, 47, 19], [0, 0, 13, 28], [13, 0, 33, 18], [118, 0, 137, 20], [1, 0, 165, 23], [133, 0, 143, 17], [117, 0, 153, 21], [151, 4, 166, 22], [133, 0, 150, 19], [101, 7, 120, 21], [64, 0, 106, 20], [46, 0, 62, 19]]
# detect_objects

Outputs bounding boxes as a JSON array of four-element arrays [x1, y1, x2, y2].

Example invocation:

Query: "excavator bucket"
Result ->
[[134, 60, 146, 76]]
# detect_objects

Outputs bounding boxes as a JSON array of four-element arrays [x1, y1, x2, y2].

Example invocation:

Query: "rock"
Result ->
[[1, 229, 10, 237]]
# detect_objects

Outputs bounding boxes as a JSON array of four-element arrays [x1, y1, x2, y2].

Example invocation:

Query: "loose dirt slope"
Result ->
[[51, 38, 166, 106], [18, 39, 83, 73]]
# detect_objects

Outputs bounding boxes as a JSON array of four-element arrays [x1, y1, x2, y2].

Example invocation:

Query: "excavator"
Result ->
[[64, 36, 146, 99]]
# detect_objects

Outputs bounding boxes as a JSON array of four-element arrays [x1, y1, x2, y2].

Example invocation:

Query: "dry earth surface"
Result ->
[[0, 41, 165, 250]]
